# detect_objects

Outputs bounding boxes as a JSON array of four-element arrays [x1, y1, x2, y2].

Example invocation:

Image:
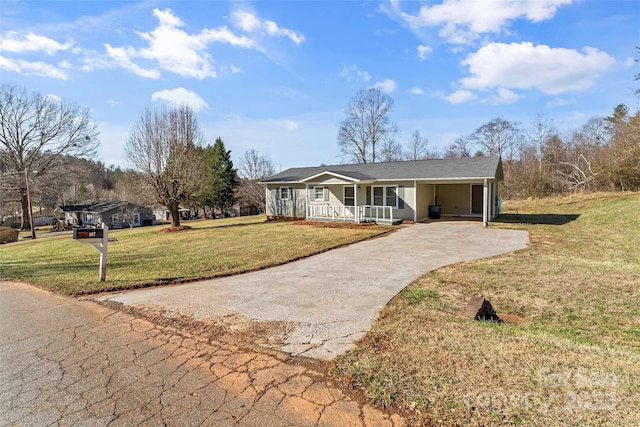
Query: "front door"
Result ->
[[471, 185, 483, 214]]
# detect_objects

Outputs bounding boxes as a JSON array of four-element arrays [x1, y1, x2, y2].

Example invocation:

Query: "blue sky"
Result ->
[[1, 0, 638, 170]]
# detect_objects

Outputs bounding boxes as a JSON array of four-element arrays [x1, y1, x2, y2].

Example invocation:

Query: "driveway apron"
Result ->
[[100, 222, 529, 360]]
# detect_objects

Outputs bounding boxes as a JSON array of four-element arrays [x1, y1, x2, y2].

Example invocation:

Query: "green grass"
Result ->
[[331, 192, 640, 426], [0, 215, 391, 295]]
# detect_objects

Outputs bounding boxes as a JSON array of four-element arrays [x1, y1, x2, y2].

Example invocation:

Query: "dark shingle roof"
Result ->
[[262, 156, 503, 183], [59, 201, 149, 214]]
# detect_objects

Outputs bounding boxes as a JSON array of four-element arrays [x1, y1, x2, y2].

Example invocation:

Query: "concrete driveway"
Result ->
[[100, 222, 528, 360]]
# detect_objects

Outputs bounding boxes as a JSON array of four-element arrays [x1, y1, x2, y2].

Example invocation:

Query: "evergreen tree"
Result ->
[[203, 138, 239, 217]]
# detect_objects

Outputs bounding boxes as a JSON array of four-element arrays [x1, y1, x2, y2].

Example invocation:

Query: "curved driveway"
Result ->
[[100, 222, 528, 360]]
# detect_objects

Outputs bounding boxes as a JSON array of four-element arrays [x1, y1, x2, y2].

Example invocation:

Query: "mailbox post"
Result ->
[[73, 223, 109, 281]]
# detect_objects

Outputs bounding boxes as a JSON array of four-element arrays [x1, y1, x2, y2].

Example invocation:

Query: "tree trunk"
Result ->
[[169, 201, 181, 227], [20, 192, 31, 231]]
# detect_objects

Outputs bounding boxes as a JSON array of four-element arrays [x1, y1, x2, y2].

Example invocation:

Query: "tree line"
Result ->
[[337, 88, 640, 199], [0, 84, 275, 230], [3, 75, 638, 230]]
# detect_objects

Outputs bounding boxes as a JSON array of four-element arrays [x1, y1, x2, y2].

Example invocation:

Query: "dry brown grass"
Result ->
[[332, 192, 640, 426]]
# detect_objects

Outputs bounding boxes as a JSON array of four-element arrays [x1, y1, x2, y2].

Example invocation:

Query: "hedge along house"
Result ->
[[261, 156, 503, 226]]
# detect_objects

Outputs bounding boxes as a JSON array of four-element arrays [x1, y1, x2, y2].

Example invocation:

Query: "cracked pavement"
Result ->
[[99, 222, 529, 359], [0, 281, 404, 426]]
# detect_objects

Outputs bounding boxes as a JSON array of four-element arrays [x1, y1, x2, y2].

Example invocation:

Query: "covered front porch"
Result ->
[[306, 204, 397, 224]]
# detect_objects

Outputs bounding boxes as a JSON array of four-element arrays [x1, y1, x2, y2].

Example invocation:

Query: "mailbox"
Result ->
[[73, 228, 104, 243]]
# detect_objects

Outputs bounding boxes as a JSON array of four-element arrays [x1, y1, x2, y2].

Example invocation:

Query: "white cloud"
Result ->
[[339, 65, 371, 82], [151, 88, 208, 111], [0, 31, 73, 54], [460, 42, 616, 94], [270, 120, 299, 131], [105, 8, 255, 79], [230, 9, 304, 45], [372, 78, 397, 94], [44, 94, 62, 103], [104, 8, 302, 79], [408, 87, 424, 95], [489, 88, 519, 104], [388, 0, 572, 44], [104, 44, 160, 79], [444, 89, 476, 104], [417, 44, 432, 60], [0, 56, 68, 79], [546, 97, 575, 107]]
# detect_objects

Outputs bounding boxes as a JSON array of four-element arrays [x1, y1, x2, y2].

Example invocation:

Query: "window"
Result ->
[[373, 187, 384, 206], [372, 186, 398, 208], [278, 187, 290, 200], [386, 187, 397, 208], [344, 187, 355, 206], [314, 186, 325, 201]]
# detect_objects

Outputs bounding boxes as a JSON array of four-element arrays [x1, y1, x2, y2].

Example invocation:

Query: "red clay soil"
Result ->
[[293, 220, 379, 229], [158, 225, 193, 233], [496, 313, 525, 325]]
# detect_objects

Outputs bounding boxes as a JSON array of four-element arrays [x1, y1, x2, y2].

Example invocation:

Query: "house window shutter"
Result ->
[[398, 186, 405, 209], [323, 187, 329, 201], [366, 186, 371, 205], [310, 188, 315, 201]]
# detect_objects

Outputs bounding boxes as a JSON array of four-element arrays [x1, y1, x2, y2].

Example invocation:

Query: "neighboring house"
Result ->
[[152, 206, 191, 222], [59, 201, 154, 229], [261, 156, 503, 226]]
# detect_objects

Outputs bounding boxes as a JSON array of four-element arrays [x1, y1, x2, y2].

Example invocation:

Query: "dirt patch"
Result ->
[[496, 312, 525, 325], [99, 299, 296, 349], [96, 299, 330, 375], [158, 225, 193, 233]]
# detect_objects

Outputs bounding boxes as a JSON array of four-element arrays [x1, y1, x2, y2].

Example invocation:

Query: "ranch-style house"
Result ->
[[261, 156, 503, 226]]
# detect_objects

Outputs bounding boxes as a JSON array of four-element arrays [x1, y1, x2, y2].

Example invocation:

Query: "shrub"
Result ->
[[0, 227, 19, 244]]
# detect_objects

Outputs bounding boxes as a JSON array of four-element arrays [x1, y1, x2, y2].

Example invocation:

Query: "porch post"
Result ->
[[354, 184, 359, 223], [413, 180, 417, 222], [483, 178, 488, 227], [305, 183, 309, 219]]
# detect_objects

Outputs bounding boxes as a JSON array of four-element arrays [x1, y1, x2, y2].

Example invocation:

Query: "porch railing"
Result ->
[[306, 204, 357, 222], [306, 204, 393, 224], [359, 205, 393, 223]]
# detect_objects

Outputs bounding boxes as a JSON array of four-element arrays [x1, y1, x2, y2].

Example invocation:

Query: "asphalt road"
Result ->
[[100, 222, 529, 360], [0, 281, 403, 426]]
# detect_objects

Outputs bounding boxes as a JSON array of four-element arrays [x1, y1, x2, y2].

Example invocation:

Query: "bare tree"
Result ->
[[113, 170, 154, 207], [124, 105, 204, 227], [444, 136, 473, 158], [529, 115, 557, 170], [378, 138, 403, 162], [404, 130, 437, 160], [469, 117, 521, 159], [404, 130, 426, 160], [337, 88, 398, 163], [0, 84, 98, 230], [237, 149, 276, 213]]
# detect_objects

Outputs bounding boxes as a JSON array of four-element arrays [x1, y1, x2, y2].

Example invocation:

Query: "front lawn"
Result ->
[[0, 216, 391, 295], [331, 192, 640, 426]]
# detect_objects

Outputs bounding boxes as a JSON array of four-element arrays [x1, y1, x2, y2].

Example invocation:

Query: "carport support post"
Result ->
[[483, 179, 489, 227]]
